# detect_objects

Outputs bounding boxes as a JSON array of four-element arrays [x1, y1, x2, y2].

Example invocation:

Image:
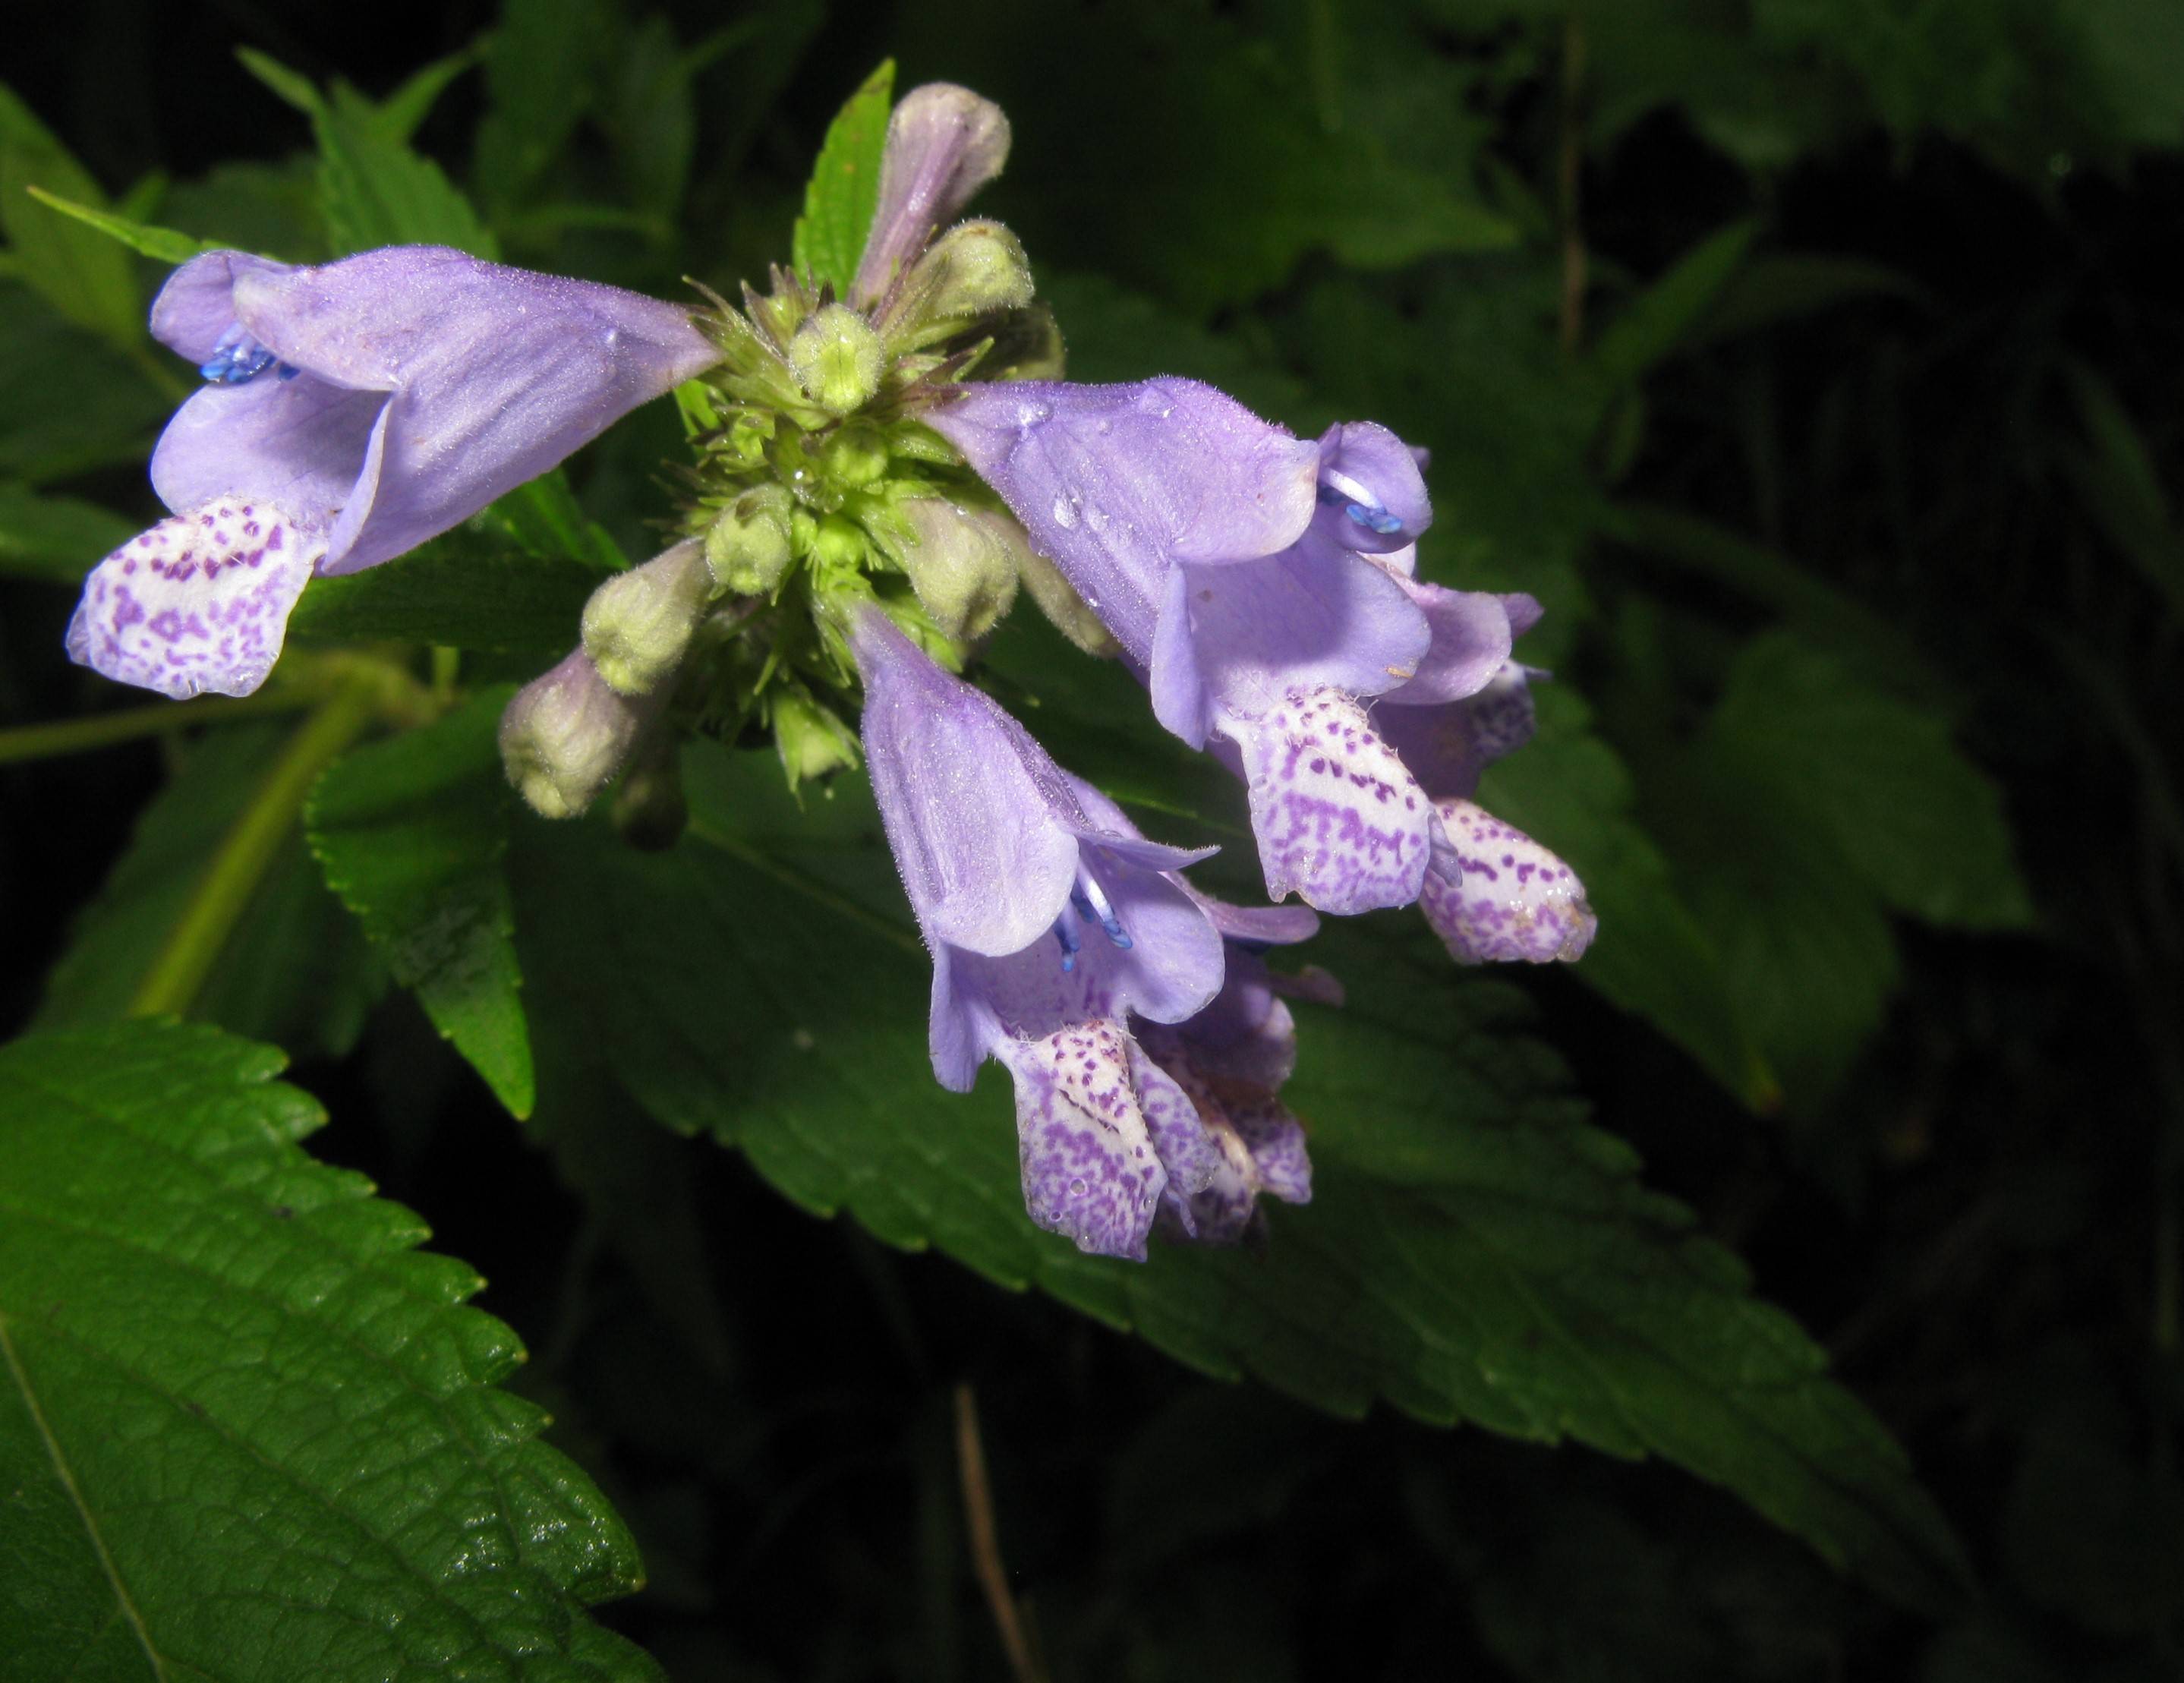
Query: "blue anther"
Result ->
[[1051, 916, 1081, 972], [198, 333, 280, 386], [276, 362, 301, 381], [1070, 879, 1132, 950], [1345, 502, 1404, 536]]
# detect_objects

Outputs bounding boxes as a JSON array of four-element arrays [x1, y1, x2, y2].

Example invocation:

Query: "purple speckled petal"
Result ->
[[1129, 1040, 1221, 1211], [1373, 663, 1540, 801], [851, 84, 1012, 309], [149, 250, 292, 362], [1226, 687, 1433, 913], [925, 378, 1322, 664], [852, 607, 1085, 957], [66, 500, 321, 698], [1004, 1020, 1167, 1259], [1187, 530, 1431, 728], [1421, 797, 1597, 964], [1232, 1100, 1312, 1204], [1380, 578, 1512, 705], [1312, 421, 1431, 554]]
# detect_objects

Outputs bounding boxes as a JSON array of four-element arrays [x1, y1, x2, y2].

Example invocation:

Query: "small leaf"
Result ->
[[476, 0, 613, 210], [792, 60, 896, 296], [20, 185, 213, 264], [0, 283, 172, 484], [0, 480, 137, 582], [478, 468, 632, 573], [376, 43, 484, 143], [0, 82, 142, 351], [35, 723, 384, 1061], [309, 689, 537, 1117], [0, 1019, 661, 1681], [1586, 219, 1759, 392]]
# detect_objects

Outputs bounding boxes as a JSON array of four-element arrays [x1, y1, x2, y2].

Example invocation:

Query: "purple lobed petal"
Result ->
[[66, 500, 321, 699], [1420, 797, 1596, 964], [1311, 420, 1431, 554], [1372, 663, 1540, 802], [925, 378, 1322, 665], [1376, 577, 1513, 706]]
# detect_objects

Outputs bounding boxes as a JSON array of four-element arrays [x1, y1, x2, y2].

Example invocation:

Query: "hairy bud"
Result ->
[[786, 303, 884, 414], [705, 484, 795, 595], [884, 498, 1022, 640], [500, 649, 650, 819], [879, 221, 1035, 353], [581, 540, 712, 695]]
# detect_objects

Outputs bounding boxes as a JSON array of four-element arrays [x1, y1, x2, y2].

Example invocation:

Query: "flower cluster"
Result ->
[[67, 79, 1593, 1261]]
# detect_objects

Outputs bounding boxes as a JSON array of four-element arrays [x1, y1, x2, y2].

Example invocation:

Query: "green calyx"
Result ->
[[662, 200, 1083, 793]]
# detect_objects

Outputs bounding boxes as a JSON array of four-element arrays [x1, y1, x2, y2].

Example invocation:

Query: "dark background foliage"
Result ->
[[3, 1, 2180, 1678]]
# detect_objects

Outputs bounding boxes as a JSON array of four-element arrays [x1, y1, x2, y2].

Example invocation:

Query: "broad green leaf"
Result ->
[[34, 723, 384, 1060], [0, 1020, 662, 1681], [1586, 220, 1758, 391], [1703, 632, 2034, 931], [287, 540, 602, 655], [1480, 685, 1776, 1108], [792, 60, 895, 296], [2062, 362, 2184, 622], [0, 282, 170, 483], [19, 187, 212, 264], [0, 481, 135, 581], [476, 0, 612, 210], [308, 689, 536, 1117], [377, 44, 484, 143], [0, 83, 141, 350], [159, 158, 326, 263], [602, 19, 755, 225], [235, 49, 497, 258], [510, 742, 1968, 1609], [482, 469, 632, 574], [1687, 252, 1928, 351]]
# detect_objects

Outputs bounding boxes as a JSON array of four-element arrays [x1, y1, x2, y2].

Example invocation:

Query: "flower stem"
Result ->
[[125, 678, 383, 1020], [0, 691, 313, 767]]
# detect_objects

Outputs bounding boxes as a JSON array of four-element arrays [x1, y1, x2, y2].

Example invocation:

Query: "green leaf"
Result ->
[[377, 44, 484, 144], [792, 60, 895, 297], [1480, 684, 1777, 1108], [18, 186, 213, 264], [35, 723, 385, 1061], [476, 0, 613, 210], [479, 470, 631, 574], [1703, 632, 2034, 931], [2061, 361, 2184, 622], [0, 481, 136, 581], [0, 1019, 662, 1681], [287, 539, 603, 656], [1586, 220, 1758, 391], [235, 49, 497, 258], [0, 82, 141, 351], [0, 282, 171, 484], [509, 742, 1968, 1609], [308, 689, 536, 1117], [1686, 252, 1928, 351]]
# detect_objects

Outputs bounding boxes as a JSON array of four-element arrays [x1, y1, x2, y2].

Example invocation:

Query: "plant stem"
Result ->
[[0, 691, 312, 767], [125, 678, 383, 1020]]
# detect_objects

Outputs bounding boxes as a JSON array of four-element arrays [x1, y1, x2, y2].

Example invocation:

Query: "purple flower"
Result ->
[[68, 246, 720, 700], [1375, 596, 1597, 964], [927, 385, 1446, 916], [853, 602, 1284, 1259], [851, 84, 1013, 312]]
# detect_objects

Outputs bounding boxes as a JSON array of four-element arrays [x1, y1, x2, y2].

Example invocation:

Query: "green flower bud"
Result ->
[[1013, 541, 1120, 656], [883, 497, 1021, 641], [581, 539, 713, 696], [818, 423, 890, 493], [786, 302, 885, 414], [706, 484, 794, 595], [811, 512, 870, 572], [773, 686, 860, 788], [879, 220, 1035, 353], [500, 649, 650, 819]]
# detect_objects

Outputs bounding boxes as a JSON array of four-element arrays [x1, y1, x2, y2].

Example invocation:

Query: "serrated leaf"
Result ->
[[308, 689, 536, 1117], [1480, 684, 1777, 1108], [286, 537, 602, 655], [20, 186, 213, 264], [0, 82, 142, 350], [1703, 632, 2034, 931], [509, 742, 1968, 1609], [791, 60, 895, 296], [236, 49, 497, 259], [35, 723, 385, 1061], [0, 1019, 662, 1681], [0, 480, 136, 581], [476, 0, 612, 210]]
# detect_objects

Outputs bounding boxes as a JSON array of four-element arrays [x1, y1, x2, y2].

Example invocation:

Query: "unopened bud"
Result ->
[[812, 512, 871, 572], [884, 498, 1021, 640], [1014, 542, 1119, 655], [851, 84, 1012, 310], [581, 540, 712, 696], [773, 686, 860, 787], [786, 303, 884, 414], [706, 485, 794, 595], [982, 304, 1067, 381], [880, 221, 1035, 351], [500, 649, 648, 819]]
